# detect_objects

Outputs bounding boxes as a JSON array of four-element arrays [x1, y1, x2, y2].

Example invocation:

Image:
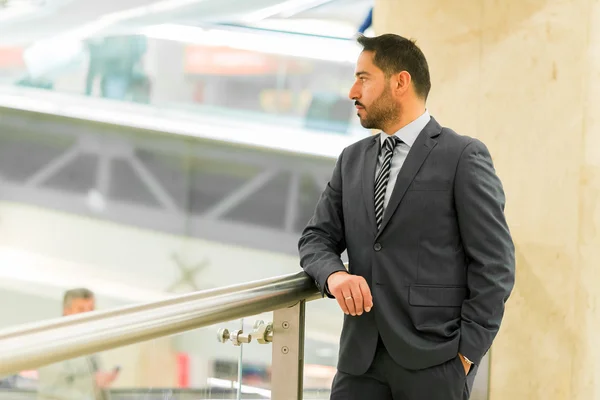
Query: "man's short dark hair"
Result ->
[[357, 34, 431, 100], [63, 288, 94, 309]]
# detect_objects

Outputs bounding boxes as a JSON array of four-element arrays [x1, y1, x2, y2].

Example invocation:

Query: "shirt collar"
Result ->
[[379, 110, 431, 148]]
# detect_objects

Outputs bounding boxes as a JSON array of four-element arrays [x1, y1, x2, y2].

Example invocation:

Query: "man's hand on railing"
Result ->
[[327, 271, 373, 316]]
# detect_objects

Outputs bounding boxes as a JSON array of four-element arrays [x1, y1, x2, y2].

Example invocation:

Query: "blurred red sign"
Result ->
[[0, 46, 24, 68], [176, 352, 189, 388]]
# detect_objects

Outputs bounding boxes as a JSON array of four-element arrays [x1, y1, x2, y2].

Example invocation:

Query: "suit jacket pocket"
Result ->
[[409, 179, 451, 191], [409, 285, 466, 307]]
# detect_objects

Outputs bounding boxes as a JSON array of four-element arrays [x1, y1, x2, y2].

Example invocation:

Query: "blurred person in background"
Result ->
[[84, 38, 105, 97], [84, 35, 149, 102], [298, 34, 515, 399], [37, 288, 119, 400]]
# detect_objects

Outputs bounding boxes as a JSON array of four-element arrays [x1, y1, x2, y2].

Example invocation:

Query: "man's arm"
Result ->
[[454, 139, 516, 365], [298, 149, 348, 298]]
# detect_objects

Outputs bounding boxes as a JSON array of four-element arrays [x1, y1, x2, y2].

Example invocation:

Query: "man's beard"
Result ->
[[356, 88, 397, 130]]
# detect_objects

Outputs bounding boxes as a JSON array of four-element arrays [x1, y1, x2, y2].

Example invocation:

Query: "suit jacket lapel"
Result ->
[[376, 118, 442, 238], [362, 134, 380, 233]]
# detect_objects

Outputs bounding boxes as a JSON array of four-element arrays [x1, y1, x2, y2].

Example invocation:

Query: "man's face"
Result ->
[[64, 298, 95, 316], [348, 51, 398, 130]]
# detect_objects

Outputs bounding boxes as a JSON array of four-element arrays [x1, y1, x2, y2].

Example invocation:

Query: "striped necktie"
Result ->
[[374, 135, 400, 230]]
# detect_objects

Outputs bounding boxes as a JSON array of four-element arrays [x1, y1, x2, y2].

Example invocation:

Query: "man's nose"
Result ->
[[349, 84, 360, 100]]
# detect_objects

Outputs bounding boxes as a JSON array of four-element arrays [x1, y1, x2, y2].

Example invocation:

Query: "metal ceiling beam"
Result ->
[[24, 144, 81, 187], [0, 108, 336, 256], [203, 169, 279, 220], [128, 154, 178, 213]]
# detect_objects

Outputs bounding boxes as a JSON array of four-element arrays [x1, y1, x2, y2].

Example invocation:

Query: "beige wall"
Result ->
[[374, 0, 600, 399]]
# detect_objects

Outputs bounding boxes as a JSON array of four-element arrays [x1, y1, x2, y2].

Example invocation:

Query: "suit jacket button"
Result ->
[[374, 243, 382, 251]]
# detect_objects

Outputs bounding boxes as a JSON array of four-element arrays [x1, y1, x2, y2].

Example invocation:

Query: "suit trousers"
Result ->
[[330, 337, 477, 400]]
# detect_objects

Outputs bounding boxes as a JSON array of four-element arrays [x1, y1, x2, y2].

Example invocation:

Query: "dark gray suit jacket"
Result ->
[[298, 117, 515, 374]]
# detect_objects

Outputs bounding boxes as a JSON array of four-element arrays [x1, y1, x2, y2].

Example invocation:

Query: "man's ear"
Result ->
[[395, 71, 412, 94]]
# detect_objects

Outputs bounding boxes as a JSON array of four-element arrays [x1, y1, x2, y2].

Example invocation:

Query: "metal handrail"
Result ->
[[0, 271, 320, 375]]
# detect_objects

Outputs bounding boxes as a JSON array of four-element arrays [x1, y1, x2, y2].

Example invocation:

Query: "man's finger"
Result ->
[[359, 280, 373, 311], [350, 281, 364, 315], [342, 289, 357, 316], [336, 293, 350, 315]]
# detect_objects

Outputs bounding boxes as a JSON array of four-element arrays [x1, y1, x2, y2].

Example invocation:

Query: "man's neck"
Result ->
[[381, 104, 426, 135]]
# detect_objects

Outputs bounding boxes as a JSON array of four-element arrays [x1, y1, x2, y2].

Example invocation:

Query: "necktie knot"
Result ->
[[383, 135, 400, 153]]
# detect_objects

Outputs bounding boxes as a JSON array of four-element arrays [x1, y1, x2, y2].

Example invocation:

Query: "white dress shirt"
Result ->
[[375, 110, 431, 212]]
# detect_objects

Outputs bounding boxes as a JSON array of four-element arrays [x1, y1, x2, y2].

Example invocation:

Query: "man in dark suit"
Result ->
[[298, 34, 515, 400]]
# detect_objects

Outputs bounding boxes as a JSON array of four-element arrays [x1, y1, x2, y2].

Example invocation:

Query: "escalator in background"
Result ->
[[0, 106, 336, 255]]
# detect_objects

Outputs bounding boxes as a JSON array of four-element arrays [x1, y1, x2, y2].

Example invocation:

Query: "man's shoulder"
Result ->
[[435, 127, 498, 171], [437, 124, 488, 155], [439, 125, 473, 146]]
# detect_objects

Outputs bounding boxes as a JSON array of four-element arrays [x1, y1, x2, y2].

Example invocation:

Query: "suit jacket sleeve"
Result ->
[[298, 149, 348, 298], [454, 139, 516, 365]]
